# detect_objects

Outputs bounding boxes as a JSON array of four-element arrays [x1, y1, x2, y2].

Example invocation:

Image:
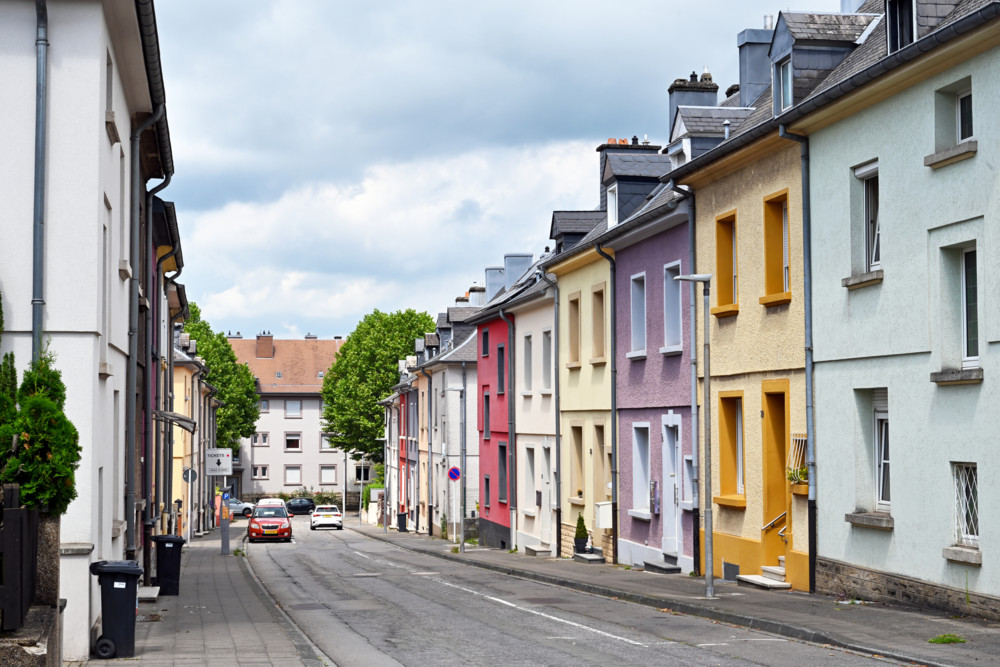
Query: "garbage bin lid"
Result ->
[[150, 534, 187, 545], [89, 560, 143, 576]]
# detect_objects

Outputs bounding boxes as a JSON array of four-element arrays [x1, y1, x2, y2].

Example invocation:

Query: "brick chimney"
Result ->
[[256, 332, 274, 359]]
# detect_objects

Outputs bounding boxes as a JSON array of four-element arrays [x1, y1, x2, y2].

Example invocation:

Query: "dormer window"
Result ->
[[607, 183, 619, 228], [778, 58, 793, 111], [887, 0, 915, 53]]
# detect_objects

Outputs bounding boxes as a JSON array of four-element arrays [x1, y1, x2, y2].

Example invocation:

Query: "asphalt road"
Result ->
[[247, 517, 906, 667]]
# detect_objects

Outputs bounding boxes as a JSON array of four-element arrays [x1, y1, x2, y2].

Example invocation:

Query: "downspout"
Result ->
[[668, 180, 700, 575], [420, 369, 434, 536], [497, 308, 516, 550], [594, 243, 618, 564], [30, 0, 49, 362], [165, 277, 185, 534], [125, 104, 163, 561], [779, 125, 816, 593], [460, 362, 468, 552], [538, 271, 561, 556]]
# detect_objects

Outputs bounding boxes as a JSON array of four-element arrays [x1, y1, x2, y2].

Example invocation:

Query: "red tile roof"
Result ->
[[230, 337, 343, 396]]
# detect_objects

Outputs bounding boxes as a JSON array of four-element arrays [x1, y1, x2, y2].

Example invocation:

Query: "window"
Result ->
[[958, 89, 973, 141], [498, 442, 508, 503], [852, 160, 880, 275], [318, 370, 324, 378], [252, 432, 269, 447], [276, 371, 283, 379], [496, 343, 505, 394], [873, 388, 890, 513], [762, 190, 791, 303], [285, 399, 302, 418], [321, 434, 335, 451], [592, 284, 606, 361], [355, 465, 371, 482], [483, 392, 491, 439], [567, 292, 581, 366], [629, 274, 646, 354], [570, 425, 584, 497], [953, 463, 979, 548], [484, 475, 491, 508], [320, 465, 337, 485], [887, 0, 915, 53], [252, 465, 269, 480], [542, 330, 553, 390], [523, 334, 532, 391], [929, 77, 977, 168], [962, 248, 978, 369], [259, 400, 269, 412], [482, 330, 489, 356], [719, 394, 744, 497], [778, 58, 793, 111], [525, 446, 536, 505], [663, 262, 682, 353], [607, 183, 619, 227], [632, 425, 651, 511], [285, 433, 302, 452], [712, 212, 739, 316], [284, 465, 302, 486]]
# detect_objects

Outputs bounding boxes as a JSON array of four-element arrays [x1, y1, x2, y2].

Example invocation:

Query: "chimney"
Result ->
[[668, 70, 719, 133], [256, 332, 274, 359], [503, 253, 533, 291], [737, 24, 774, 107], [467, 284, 486, 306], [305, 332, 318, 340], [228, 331, 242, 339], [485, 267, 505, 301]]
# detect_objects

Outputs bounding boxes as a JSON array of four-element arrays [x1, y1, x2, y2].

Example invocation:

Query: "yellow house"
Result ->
[[674, 133, 810, 590], [171, 332, 206, 542]]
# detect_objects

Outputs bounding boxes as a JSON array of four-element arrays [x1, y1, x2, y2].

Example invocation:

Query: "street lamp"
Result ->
[[674, 273, 715, 599]]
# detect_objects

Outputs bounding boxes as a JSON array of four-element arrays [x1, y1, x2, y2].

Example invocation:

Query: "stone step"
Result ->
[[761, 565, 786, 582], [736, 574, 791, 590], [525, 544, 551, 557], [778, 555, 785, 567], [573, 552, 605, 564], [137, 586, 160, 602], [643, 560, 682, 575], [662, 552, 679, 566]]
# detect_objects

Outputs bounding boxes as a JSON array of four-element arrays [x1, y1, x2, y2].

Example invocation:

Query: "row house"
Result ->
[[0, 0, 196, 658]]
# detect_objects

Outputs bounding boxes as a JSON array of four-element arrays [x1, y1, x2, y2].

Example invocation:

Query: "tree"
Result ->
[[0, 290, 16, 425], [183, 303, 259, 451], [322, 309, 435, 461]]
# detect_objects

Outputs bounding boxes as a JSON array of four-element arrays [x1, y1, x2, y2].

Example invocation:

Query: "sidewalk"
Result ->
[[355, 524, 1000, 667], [70, 528, 326, 666]]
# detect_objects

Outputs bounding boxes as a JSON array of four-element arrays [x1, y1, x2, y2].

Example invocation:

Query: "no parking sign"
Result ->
[[448, 467, 461, 481]]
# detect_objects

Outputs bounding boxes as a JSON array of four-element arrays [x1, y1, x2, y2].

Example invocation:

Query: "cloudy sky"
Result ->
[[156, 0, 842, 340]]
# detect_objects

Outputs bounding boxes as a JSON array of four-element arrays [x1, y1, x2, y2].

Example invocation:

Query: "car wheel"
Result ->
[[310, 524, 316, 530], [243, 508, 252, 517]]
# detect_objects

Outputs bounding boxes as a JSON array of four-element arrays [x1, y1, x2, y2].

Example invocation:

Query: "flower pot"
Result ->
[[574, 537, 588, 554]]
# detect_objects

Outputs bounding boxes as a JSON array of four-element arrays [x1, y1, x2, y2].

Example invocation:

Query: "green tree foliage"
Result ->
[[322, 309, 435, 461], [0, 351, 81, 515], [183, 303, 259, 450], [0, 290, 16, 425]]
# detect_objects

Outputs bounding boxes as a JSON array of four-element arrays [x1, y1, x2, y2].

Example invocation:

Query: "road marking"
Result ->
[[437, 579, 647, 647]]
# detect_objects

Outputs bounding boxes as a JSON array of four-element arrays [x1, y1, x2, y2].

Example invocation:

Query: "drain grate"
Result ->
[[136, 613, 161, 622]]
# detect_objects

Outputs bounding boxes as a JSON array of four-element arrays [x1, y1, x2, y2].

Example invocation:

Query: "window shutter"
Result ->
[[873, 388, 888, 412]]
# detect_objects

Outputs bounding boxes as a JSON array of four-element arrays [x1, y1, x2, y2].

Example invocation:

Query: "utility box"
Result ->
[[594, 502, 612, 529]]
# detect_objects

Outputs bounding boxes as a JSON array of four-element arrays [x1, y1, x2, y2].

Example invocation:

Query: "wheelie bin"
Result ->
[[89, 560, 143, 659], [397, 511, 408, 532], [150, 534, 186, 595]]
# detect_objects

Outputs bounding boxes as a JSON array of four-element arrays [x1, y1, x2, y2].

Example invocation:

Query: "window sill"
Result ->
[[711, 303, 739, 318], [713, 494, 746, 509], [590, 356, 607, 366], [118, 260, 133, 280], [520, 508, 536, 517], [284, 450, 303, 454], [759, 291, 792, 307], [625, 350, 646, 361], [627, 509, 652, 521], [568, 496, 585, 506], [942, 545, 981, 566], [659, 345, 682, 356], [679, 500, 694, 512], [539, 389, 553, 396], [931, 368, 983, 385], [566, 361, 582, 370], [845, 511, 894, 531], [842, 270, 883, 290], [924, 140, 977, 170], [790, 483, 809, 496], [520, 391, 533, 397], [105, 111, 121, 145]]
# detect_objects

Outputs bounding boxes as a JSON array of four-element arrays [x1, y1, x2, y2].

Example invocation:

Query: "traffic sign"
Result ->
[[206, 448, 233, 475], [448, 466, 461, 481], [223, 492, 230, 500], [182, 468, 198, 483]]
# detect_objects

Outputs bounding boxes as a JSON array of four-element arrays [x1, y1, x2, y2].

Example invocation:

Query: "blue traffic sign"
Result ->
[[223, 492, 230, 500], [448, 467, 461, 481]]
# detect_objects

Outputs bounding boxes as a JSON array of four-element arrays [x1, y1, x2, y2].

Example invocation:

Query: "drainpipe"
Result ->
[[779, 124, 816, 593], [594, 243, 618, 565], [30, 0, 49, 362], [668, 180, 700, 575], [538, 271, 561, 556], [460, 362, 468, 552], [164, 275, 185, 534], [420, 369, 434, 536], [125, 104, 163, 561], [497, 308, 516, 550]]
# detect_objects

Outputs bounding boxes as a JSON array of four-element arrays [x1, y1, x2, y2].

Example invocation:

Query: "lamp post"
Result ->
[[674, 273, 715, 599]]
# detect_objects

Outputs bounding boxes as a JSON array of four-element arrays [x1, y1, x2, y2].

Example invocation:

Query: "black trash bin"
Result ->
[[151, 535, 186, 595], [89, 560, 143, 659], [397, 511, 408, 532]]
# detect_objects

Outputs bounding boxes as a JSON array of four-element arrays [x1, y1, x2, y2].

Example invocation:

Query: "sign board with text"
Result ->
[[206, 448, 233, 475]]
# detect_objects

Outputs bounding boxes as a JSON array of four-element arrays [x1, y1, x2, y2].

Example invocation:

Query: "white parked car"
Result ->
[[310, 505, 343, 530], [227, 498, 255, 517]]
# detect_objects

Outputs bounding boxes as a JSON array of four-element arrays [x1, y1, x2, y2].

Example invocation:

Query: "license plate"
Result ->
[[322, 515, 332, 518], [263, 529, 277, 535]]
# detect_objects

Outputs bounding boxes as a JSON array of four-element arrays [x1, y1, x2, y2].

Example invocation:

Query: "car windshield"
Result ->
[[253, 507, 288, 518], [316, 506, 338, 512]]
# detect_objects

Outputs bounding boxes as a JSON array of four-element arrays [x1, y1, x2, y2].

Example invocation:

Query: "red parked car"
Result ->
[[247, 504, 292, 542]]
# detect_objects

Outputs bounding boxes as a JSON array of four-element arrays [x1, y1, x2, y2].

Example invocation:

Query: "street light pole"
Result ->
[[675, 273, 714, 599]]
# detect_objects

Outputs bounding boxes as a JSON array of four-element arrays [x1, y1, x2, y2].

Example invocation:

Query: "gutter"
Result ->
[[497, 307, 516, 550], [778, 125, 817, 593], [420, 368, 434, 536], [30, 0, 48, 362], [538, 271, 561, 556], [593, 243, 618, 565]]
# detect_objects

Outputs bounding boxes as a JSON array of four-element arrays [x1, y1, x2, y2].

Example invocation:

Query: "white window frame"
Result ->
[[887, 0, 916, 53], [252, 432, 269, 447], [957, 89, 973, 142], [781, 199, 790, 292], [954, 462, 979, 548], [259, 399, 269, 413], [873, 389, 890, 513], [631, 424, 651, 512], [778, 58, 793, 111], [252, 464, 269, 480], [320, 434, 335, 451], [629, 272, 647, 355], [607, 183, 619, 227], [522, 333, 532, 391], [662, 262, 682, 354], [541, 329, 553, 390], [854, 161, 880, 272], [735, 400, 744, 495], [285, 432, 302, 452], [962, 248, 979, 369], [284, 465, 302, 486], [320, 464, 338, 485], [285, 399, 302, 418]]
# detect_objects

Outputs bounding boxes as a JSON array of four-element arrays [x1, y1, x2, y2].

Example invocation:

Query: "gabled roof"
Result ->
[[672, 106, 755, 140], [446, 307, 480, 323], [780, 11, 878, 43], [426, 330, 477, 366], [602, 152, 673, 181], [230, 338, 343, 395], [550, 210, 604, 239]]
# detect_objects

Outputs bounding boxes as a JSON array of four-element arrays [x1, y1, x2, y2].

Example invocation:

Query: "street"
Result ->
[[246, 517, 905, 667]]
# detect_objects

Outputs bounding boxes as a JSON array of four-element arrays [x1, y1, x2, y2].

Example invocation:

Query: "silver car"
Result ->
[[310, 505, 343, 530], [227, 497, 255, 517]]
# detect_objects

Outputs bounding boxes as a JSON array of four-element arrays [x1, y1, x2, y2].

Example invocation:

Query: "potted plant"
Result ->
[[573, 513, 589, 554]]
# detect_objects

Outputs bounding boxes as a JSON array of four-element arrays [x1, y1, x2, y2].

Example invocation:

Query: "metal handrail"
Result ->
[[762, 511, 786, 531]]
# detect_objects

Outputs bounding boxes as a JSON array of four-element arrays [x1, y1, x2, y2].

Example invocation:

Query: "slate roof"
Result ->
[[782, 11, 878, 42], [550, 210, 604, 239], [674, 106, 755, 137], [446, 307, 480, 323], [603, 152, 673, 179], [230, 338, 343, 395], [433, 330, 477, 364], [718, 90, 743, 108]]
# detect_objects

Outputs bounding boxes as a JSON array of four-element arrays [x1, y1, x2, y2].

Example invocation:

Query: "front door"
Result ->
[[540, 445, 552, 543], [762, 381, 790, 566], [661, 420, 679, 555]]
